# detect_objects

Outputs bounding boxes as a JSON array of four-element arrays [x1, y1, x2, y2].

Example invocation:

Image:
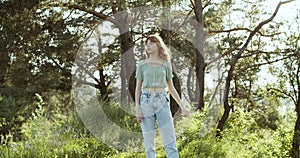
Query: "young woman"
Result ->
[[135, 34, 189, 158]]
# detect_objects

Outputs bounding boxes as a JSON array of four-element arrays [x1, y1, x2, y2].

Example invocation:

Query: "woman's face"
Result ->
[[146, 40, 159, 54]]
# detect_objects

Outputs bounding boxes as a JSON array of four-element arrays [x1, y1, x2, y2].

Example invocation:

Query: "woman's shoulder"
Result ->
[[137, 60, 146, 67], [162, 60, 172, 68]]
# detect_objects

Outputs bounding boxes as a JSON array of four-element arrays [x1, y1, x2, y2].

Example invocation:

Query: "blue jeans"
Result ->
[[140, 89, 179, 158]]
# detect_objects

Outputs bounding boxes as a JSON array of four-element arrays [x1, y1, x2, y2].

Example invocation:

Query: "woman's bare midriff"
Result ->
[[143, 87, 167, 92]]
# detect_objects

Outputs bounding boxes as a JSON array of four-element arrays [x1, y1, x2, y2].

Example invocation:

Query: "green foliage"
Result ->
[[176, 109, 293, 158], [0, 136, 115, 158], [0, 94, 115, 158], [223, 110, 293, 158], [106, 108, 293, 157], [0, 0, 299, 157], [102, 102, 141, 132], [21, 94, 50, 141], [0, 0, 89, 139], [0, 87, 27, 141], [0, 102, 295, 157], [177, 111, 227, 158]]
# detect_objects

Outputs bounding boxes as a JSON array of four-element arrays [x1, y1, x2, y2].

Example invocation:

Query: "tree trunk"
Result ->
[[187, 67, 193, 102], [160, 0, 171, 44], [98, 68, 110, 102], [291, 65, 300, 157], [187, 66, 199, 108], [115, 5, 136, 105], [119, 32, 136, 104], [171, 70, 181, 116], [68, 4, 136, 104], [216, 56, 237, 138], [292, 102, 300, 158], [216, 0, 292, 138], [95, 30, 110, 102], [194, 0, 205, 110], [0, 52, 9, 85]]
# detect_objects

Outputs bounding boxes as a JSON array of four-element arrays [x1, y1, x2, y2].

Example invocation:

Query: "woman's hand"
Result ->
[[136, 107, 143, 124], [167, 79, 190, 117]]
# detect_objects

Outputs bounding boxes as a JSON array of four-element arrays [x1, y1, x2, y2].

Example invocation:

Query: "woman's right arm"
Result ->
[[135, 79, 143, 123]]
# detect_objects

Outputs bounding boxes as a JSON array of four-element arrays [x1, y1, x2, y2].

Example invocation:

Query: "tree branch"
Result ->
[[208, 70, 225, 107], [296, 63, 300, 103], [240, 50, 269, 58], [78, 80, 98, 88], [289, 60, 298, 103], [190, 0, 195, 10], [238, 0, 295, 56], [206, 47, 240, 66], [237, 55, 292, 73], [47, 46, 101, 90], [67, 4, 121, 27], [77, 63, 100, 85], [203, 0, 212, 9], [269, 87, 297, 105], [209, 0, 294, 68], [171, 9, 193, 37], [209, 28, 281, 37], [73, 75, 99, 88], [240, 49, 296, 58]]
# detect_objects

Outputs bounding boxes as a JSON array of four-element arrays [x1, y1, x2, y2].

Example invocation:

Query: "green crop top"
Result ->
[[135, 60, 173, 88]]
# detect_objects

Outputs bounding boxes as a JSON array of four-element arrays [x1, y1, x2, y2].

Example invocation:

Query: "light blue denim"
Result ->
[[140, 89, 179, 158]]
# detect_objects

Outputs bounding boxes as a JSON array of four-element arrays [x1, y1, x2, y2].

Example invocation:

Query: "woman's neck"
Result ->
[[148, 52, 161, 61]]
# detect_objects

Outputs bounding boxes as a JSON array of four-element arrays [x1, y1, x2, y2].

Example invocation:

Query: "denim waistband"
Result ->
[[141, 89, 167, 94]]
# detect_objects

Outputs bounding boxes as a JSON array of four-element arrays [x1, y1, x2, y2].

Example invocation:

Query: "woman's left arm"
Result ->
[[167, 79, 189, 117]]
